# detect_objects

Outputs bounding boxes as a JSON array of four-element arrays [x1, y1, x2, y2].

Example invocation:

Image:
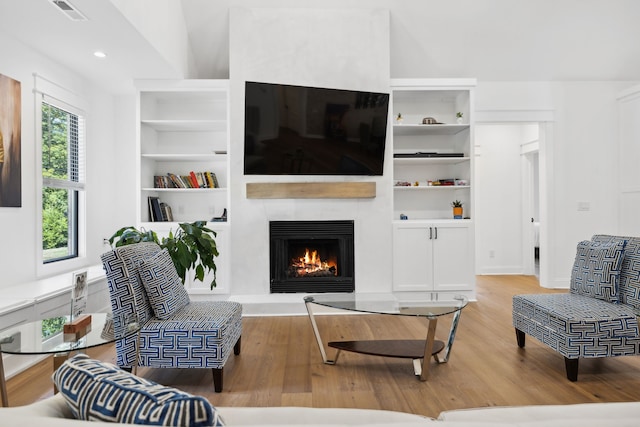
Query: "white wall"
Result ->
[[0, 33, 124, 289], [110, 0, 195, 78], [617, 84, 640, 236], [476, 81, 636, 288], [226, 8, 392, 301]]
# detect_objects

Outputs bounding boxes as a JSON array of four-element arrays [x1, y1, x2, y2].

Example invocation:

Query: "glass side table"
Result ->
[[0, 312, 140, 406], [304, 292, 468, 381]]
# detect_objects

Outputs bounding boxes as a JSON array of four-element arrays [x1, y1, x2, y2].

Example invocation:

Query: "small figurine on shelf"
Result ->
[[395, 113, 403, 124], [456, 112, 464, 124]]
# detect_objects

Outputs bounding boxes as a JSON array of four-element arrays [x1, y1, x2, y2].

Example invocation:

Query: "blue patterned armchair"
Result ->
[[513, 235, 640, 381], [101, 242, 242, 392]]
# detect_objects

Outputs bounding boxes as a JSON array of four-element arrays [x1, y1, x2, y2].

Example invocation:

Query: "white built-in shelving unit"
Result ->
[[390, 79, 476, 299], [136, 80, 230, 293]]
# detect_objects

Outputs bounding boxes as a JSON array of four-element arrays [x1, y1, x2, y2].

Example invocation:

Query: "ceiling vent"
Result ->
[[49, 0, 88, 21]]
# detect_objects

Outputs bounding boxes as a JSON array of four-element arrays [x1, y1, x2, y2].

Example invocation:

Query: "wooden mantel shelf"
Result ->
[[246, 182, 376, 199]]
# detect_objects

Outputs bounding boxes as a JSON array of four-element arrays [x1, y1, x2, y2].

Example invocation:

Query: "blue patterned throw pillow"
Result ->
[[53, 354, 224, 426], [139, 249, 191, 319], [570, 239, 626, 303]]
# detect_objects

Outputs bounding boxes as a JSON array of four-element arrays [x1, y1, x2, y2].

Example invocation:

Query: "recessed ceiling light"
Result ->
[[94, 51, 107, 58]]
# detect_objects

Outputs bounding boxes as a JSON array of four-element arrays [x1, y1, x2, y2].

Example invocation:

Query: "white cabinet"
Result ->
[[137, 80, 230, 226], [391, 79, 475, 221], [393, 221, 473, 296]]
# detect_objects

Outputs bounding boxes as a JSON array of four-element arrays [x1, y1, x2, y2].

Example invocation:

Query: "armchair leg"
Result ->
[[515, 328, 525, 348], [212, 368, 223, 393], [564, 357, 578, 382], [234, 336, 242, 355]]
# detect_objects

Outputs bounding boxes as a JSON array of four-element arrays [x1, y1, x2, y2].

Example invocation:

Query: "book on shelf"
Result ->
[[162, 171, 221, 189], [148, 196, 168, 222], [160, 202, 173, 222], [196, 172, 207, 188], [167, 173, 183, 188], [204, 171, 214, 188], [155, 175, 177, 188], [189, 171, 200, 188], [207, 171, 219, 188]]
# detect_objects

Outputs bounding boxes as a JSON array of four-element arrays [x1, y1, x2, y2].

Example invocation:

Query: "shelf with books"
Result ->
[[136, 79, 230, 226], [136, 80, 231, 294], [141, 190, 228, 224], [142, 187, 226, 192], [151, 171, 223, 190]]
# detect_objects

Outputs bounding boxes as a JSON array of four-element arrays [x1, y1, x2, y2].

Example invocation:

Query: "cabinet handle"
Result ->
[[429, 227, 433, 239], [434, 227, 438, 239]]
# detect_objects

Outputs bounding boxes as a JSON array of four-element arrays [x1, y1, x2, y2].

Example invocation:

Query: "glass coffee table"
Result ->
[[304, 293, 468, 381], [0, 312, 140, 406]]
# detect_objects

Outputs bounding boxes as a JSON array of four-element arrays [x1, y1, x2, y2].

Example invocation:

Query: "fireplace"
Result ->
[[270, 220, 354, 293]]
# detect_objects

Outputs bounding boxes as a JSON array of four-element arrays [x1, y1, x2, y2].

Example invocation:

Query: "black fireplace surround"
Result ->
[[270, 220, 355, 293]]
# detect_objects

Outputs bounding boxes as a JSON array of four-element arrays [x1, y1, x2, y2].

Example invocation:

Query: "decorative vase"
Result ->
[[456, 117, 464, 124]]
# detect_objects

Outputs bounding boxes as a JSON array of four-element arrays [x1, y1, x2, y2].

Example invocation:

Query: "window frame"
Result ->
[[35, 76, 87, 276]]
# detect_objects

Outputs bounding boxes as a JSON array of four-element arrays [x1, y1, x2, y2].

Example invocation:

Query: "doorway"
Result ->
[[475, 122, 544, 277]]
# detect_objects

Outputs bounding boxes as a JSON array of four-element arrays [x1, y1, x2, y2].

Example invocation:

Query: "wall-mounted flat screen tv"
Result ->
[[244, 81, 389, 176]]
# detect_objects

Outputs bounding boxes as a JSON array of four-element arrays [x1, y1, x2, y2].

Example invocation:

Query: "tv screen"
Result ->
[[244, 81, 389, 176]]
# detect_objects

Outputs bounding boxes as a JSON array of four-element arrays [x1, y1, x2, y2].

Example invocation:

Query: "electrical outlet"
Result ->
[[577, 202, 590, 212]]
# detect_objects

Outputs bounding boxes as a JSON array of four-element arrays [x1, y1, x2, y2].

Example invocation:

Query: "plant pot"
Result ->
[[453, 207, 463, 219]]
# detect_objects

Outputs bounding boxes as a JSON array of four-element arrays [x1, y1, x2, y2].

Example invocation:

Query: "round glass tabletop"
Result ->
[[0, 313, 140, 355], [304, 292, 468, 317]]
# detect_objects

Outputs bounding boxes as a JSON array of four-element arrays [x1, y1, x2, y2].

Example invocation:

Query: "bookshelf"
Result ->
[[136, 80, 230, 293], [136, 80, 230, 227]]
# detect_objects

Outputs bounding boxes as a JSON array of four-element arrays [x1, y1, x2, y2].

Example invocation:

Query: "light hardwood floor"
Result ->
[[7, 275, 640, 418]]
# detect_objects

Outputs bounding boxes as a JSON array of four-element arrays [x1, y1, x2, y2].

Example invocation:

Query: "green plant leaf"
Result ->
[[108, 221, 219, 288]]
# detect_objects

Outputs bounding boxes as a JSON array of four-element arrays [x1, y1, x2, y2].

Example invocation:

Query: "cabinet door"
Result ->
[[432, 226, 472, 291], [392, 224, 434, 291]]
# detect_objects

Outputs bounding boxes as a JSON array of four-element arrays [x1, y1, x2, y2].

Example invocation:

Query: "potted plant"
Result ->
[[456, 112, 464, 124], [108, 221, 219, 289], [451, 200, 463, 219]]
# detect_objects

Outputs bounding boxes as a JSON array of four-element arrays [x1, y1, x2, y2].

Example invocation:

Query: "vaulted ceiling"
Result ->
[[1, 0, 639, 93]]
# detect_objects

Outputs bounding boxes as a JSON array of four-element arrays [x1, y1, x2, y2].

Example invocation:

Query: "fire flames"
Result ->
[[288, 248, 337, 277]]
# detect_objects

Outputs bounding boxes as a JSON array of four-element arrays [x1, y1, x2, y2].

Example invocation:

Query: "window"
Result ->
[[41, 100, 85, 263]]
